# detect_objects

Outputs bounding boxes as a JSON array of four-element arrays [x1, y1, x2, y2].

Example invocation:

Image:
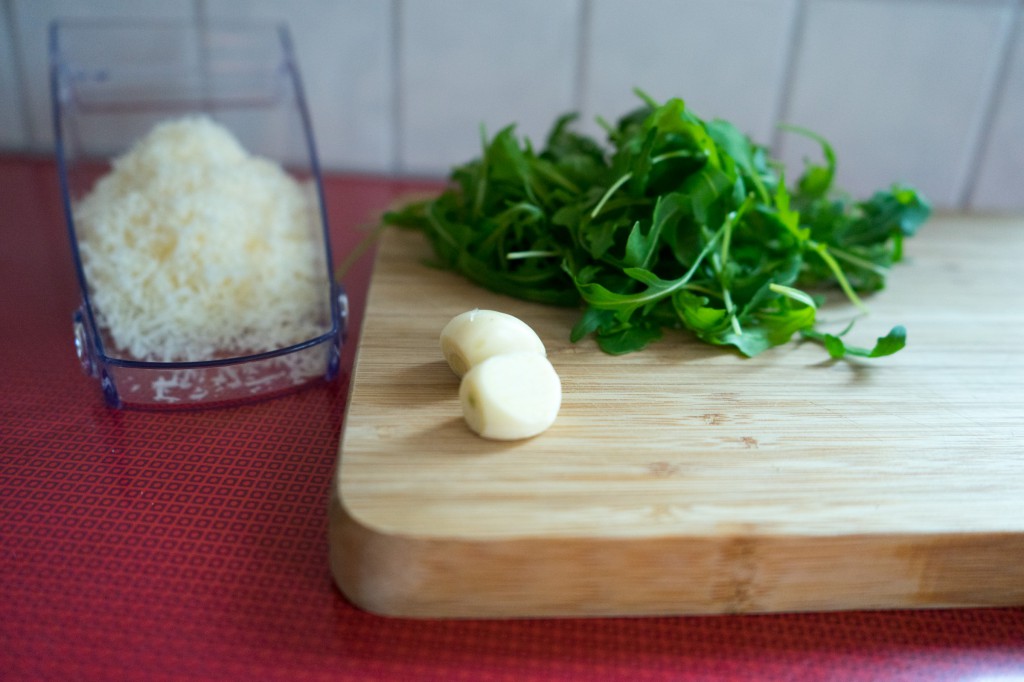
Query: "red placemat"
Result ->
[[1, 155, 1022, 681]]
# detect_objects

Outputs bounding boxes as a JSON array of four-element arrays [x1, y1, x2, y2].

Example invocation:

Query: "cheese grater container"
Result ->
[[50, 19, 346, 409]]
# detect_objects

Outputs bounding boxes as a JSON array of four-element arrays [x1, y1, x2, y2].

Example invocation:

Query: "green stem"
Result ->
[[506, 250, 561, 260], [768, 283, 818, 309], [810, 241, 869, 312], [532, 161, 581, 194], [581, 223, 726, 309], [590, 150, 701, 219], [426, 201, 459, 249], [591, 172, 633, 219], [716, 196, 754, 335], [828, 245, 890, 277], [723, 287, 743, 336]]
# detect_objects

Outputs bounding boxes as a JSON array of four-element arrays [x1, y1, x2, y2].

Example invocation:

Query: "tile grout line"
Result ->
[[573, 0, 592, 119], [954, 0, 1020, 210], [768, 0, 807, 155], [390, 0, 404, 176]]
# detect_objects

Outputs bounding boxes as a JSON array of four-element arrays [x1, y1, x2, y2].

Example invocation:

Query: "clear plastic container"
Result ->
[[50, 19, 346, 409]]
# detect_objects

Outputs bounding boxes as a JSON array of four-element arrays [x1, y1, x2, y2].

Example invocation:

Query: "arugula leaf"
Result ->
[[802, 325, 907, 359], [384, 91, 930, 360]]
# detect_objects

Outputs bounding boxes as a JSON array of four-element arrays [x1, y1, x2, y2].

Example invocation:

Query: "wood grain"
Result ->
[[328, 215, 1024, 618]]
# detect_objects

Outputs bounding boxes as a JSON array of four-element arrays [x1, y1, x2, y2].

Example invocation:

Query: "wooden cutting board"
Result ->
[[328, 215, 1024, 618]]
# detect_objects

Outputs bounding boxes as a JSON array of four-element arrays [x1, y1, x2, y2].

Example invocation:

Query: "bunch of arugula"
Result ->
[[383, 91, 931, 359]]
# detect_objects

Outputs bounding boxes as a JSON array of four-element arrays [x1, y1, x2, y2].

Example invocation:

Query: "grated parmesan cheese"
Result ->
[[75, 115, 329, 363]]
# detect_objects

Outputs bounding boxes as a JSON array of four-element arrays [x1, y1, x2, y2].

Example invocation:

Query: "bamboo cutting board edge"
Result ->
[[329, 215, 1024, 618], [328, 499, 1024, 618]]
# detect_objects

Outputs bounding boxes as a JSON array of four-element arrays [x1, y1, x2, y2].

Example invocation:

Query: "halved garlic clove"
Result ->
[[440, 309, 546, 378], [459, 352, 561, 440]]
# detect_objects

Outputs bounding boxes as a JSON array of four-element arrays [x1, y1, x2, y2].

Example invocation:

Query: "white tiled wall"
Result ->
[[969, 5, 1024, 212], [779, 0, 1017, 209], [3, 0, 1022, 212], [399, 0, 580, 175], [583, 0, 799, 146], [9, 0, 195, 149], [202, 0, 395, 172]]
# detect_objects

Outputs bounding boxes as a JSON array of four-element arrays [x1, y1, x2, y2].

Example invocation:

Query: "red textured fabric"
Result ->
[[1, 155, 1022, 681]]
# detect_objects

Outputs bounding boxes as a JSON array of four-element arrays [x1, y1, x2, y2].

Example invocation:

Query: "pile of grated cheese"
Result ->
[[75, 115, 329, 362]]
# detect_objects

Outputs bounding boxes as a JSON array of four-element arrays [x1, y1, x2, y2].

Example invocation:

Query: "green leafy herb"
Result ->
[[801, 324, 907, 360], [383, 90, 931, 359]]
